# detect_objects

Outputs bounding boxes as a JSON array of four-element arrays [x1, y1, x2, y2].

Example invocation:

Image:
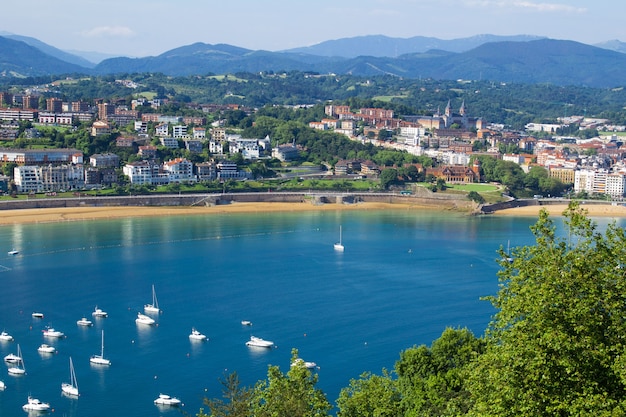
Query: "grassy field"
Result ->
[[446, 183, 500, 192]]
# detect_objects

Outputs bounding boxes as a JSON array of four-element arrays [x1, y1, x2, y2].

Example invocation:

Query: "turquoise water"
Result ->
[[0, 210, 614, 416]]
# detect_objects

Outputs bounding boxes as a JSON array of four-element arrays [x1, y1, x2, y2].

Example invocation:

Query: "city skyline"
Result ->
[[1, 0, 624, 58]]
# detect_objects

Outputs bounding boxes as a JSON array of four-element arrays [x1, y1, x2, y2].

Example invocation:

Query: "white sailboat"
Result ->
[[8, 344, 25, 375], [334, 225, 345, 252], [90, 330, 111, 366], [144, 284, 161, 313], [61, 357, 79, 396]]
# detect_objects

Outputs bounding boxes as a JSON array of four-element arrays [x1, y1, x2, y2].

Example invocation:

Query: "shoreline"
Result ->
[[1, 200, 625, 226], [0, 201, 451, 226]]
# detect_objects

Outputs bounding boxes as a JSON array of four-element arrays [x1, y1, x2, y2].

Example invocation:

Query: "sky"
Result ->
[[2, 0, 625, 58]]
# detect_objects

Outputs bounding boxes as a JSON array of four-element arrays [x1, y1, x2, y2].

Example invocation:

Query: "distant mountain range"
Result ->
[[2, 32, 626, 88]]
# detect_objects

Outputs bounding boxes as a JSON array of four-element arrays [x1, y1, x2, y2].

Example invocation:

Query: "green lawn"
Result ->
[[447, 183, 499, 192]]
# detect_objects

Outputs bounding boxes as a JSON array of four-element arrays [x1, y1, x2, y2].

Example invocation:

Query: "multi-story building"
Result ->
[[160, 137, 179, 149], [90, 153, 120, 168], [0, 148, 82, 165], [0, 108, 37, 122], [123, 161, 156, 185], [172, 125, 188, 138], [606, 173, 626, 198], [196, 161, 217, 181], [46, 98, 63, 113], [14, 164, 84, 192], [163, 158, 196, 183], [91, 121, 111, 136]]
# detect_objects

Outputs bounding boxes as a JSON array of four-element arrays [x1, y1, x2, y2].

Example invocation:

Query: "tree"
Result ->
[[380, 168, 398, 190], [199, 372, 254, 417], [469, 203, 626, 416], [467, 190, 485, 204], [336, 370, 401, 417], [396, 327, 484, 417], [252, 349, 332, 417]]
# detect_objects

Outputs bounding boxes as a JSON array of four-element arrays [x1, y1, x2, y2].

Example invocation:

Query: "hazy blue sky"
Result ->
[[2, 0, 623, 57]]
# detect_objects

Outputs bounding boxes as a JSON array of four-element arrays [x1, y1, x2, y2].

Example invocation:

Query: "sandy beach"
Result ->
[[493, 203, 626, 217], [0, 201, 445, 225], [1, 200, 624, 226]]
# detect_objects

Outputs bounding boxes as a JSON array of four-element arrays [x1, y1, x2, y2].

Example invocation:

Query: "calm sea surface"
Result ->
[[0, 209, 621, 416]]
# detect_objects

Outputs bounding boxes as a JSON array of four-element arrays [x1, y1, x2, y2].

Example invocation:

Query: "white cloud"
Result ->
[[465, 0, 586, 13], [82, 26, 135, 38]]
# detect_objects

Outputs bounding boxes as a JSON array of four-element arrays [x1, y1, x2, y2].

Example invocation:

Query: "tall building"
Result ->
[[46, 97, 63, 112]]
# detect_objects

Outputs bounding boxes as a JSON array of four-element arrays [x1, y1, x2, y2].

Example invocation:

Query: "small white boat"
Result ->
[[90, 330, 111, 366], [7, 249, 18, 255], [92, 306, 108, 317], [144, 284, 161, 313], [245, 336, 274, 348], [241, 320, 252, 326], [334, 225, 345, 252], [0, 331, 14, 341], [42, 327, 64, 338], [189, 328, 207, 341], [32, 312, 44, 319], [8, 344, 25, 375], [61, 357, 79, 397], [136, 312, 155, 325], [37, 344, 56, 354], [22, 396, 50, 412], [291, 358, 318, 369], [4, 352, 21, 363], [77, 317, 93, 326], [0, 380, 5, 390], [154, 393, 181, 406]]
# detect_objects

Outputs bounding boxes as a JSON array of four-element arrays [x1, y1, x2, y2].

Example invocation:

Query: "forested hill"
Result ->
[[3, 33, 626, 88]]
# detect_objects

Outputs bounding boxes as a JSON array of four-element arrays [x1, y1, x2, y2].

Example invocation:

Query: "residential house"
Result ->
[[155, 123, 169, 137]]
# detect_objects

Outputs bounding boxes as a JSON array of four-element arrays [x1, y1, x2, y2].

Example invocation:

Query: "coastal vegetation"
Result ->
[[194, 204, 626, 416]]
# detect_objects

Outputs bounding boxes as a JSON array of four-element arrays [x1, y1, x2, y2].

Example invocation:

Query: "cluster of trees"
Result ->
[[472, 155, 567, 197], [7, 72, 626, 129], [197, 205, 626, 416]]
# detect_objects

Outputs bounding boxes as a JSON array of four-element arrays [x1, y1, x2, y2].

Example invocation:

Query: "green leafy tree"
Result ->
[[396, 327, 484, 417], [380, 168, 399, 190], [470, 203, 626, 416], [252, 349, 332, 417], [467, 190, 485, 204], [199, 372, 254, 417], [336, 370, 401, 417]]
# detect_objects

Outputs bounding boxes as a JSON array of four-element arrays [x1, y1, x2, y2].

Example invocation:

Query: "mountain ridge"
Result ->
[[2, 33, 626, 88]]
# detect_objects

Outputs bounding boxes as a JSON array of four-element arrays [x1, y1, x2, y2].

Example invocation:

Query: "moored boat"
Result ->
[[77, 317, 93, 326], [92, 306, 108, 318], [154, 393, 181, 406], [245, 335, 274, 348], [42, 327, 64, 338], [189, 328, 207, 341], [136, 312, 155, 325], [0, 331, 13, 341], [37, 344, 56, 354], [22, 396, 50, 412]]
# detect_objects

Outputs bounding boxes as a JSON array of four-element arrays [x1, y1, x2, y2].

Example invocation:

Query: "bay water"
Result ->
[[0, 209, 617, 416]]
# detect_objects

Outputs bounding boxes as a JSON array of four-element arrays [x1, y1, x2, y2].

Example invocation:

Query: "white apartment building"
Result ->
[[606, 173, 626, 198], [14, 164, 84, 192], [172, 125, 188, 138], [163, 158, 196, 183], [574, 169, 608, 195], [229, 138, 260, 159], [123, 161, 155, 185]]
